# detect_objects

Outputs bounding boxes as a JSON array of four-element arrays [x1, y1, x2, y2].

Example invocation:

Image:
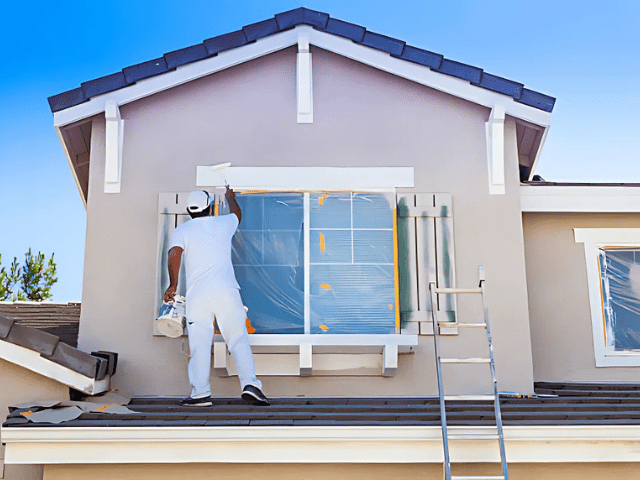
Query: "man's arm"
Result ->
[[163, 246, 183, 302], [225, 186, 242, 223]]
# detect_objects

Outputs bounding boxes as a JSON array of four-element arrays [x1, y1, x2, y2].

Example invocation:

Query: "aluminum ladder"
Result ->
[[429, 266, 508, 480]]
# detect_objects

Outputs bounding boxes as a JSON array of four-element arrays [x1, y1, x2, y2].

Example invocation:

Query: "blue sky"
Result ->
[[1, 0, 639, 302]]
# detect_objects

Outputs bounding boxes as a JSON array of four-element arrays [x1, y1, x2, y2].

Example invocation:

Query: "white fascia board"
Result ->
[[227, 334, 417, 346], [53, 26, 551, 130], [521, 185, 640, 212], [5, 425, 640, 465], [305, 27, 551, 128], [53, 28, 300, 128], [197, 166, 414, 190], [0, 341, 108, 395], [527, 126, 549, 180]]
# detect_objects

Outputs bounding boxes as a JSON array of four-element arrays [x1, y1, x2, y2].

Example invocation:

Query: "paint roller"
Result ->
[[211, 162, 231, 187]]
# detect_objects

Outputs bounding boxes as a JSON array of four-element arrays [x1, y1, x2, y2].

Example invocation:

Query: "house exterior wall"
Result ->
[[0, 360, 68, 480], [77, 45, 534, 396], [42, 462, 640, 480], [523, 211, 640, 381]]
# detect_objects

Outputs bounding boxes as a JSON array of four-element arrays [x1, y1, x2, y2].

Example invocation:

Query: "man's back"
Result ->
[[170, 214, 240, 293]]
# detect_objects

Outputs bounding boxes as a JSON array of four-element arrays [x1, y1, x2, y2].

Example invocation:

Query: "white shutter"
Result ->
[[396, 193, 456, 335]]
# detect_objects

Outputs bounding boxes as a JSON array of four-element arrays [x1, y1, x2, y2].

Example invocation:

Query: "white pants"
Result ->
[[186, 285, 261, 397]]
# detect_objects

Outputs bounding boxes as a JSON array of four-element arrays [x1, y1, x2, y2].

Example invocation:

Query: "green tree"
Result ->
[[17, 249, 58, 301], [0, 254, 21, 301]]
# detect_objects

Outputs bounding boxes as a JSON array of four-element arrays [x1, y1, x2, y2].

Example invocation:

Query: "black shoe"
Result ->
[[180, 396, 212, 407], [242, 385, 270, 406]]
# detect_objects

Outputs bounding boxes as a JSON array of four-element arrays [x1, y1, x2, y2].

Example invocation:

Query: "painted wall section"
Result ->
[[43, 462, 640, 480], [77, 45, 534, 396], [1, 359, 68, 480], [523, 212, 640, 381]]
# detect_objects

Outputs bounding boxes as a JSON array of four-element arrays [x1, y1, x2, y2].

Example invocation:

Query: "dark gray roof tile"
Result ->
[[360, 31, 405, 56], [242, 18, 279, 42], [473, 72, 523, 98], [48, 88, 86, 113], [321, 17, 366, 42], [517, 88, 556, 113], [48, 8, 555, 113], [0, 313, 14, 338], [5, 323, 59, 356], [396, 45, 442, 69], [81, 72, 128, 99], [275, 7, 329, 30], [437, 59, 483, 83], [204, 30, 247, 55], [123, 57, 169, 83], [43, 342, 99, 379], [164, 43, 209, 69]]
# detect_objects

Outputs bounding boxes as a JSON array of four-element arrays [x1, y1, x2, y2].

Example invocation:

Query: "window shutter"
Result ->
[[397, 193, 456, 335]]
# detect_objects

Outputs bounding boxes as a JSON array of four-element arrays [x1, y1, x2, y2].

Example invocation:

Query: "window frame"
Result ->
[[574, 228, 640, 366]]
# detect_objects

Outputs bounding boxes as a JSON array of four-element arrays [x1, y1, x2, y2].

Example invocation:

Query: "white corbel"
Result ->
[[104, 101, 124, 193], [296, 33, 313, 123], [486, 104, 505, 195]]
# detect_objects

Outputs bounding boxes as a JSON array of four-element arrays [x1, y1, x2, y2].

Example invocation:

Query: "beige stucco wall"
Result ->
[[77, 45, 534, 397], [43, 462, 640, 480], [0, 359, 68, 480], [523, 211, 640, 381]]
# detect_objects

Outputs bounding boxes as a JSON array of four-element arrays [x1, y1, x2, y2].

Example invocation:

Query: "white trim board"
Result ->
[[53, 26, 551, 129], [521, 185, 640, 212], [0, 340, 109, 395], [196, 166, 414, 190], [574, 228, 640, 366], [5, 425, 640, 465]]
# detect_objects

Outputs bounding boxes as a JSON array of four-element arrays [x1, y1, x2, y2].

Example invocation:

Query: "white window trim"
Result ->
[[574, 228, 640, 366]]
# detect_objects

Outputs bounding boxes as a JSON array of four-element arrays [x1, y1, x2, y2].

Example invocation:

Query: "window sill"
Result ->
[[212, 334, 417, 377]]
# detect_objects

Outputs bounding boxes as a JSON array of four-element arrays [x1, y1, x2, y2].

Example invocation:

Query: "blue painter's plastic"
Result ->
[[227, 192, 396, 335], [310, 264, 396, 334], [310, 193, 351, 228]]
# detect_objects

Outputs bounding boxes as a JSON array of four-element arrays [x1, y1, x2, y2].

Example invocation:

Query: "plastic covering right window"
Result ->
[[598, 248, 640, 351], [229, 192, 398, 335]]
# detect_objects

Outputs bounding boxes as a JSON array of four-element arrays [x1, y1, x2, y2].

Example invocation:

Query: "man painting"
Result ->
[[163, 188, 269, 406]]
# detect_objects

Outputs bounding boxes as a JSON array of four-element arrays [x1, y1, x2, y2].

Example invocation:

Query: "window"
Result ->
[[227, 192, 398, 335], [575, 228, 640, 366]]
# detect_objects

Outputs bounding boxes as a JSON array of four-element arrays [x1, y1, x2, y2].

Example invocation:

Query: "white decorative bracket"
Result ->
[[296, 34, 313, 123], [486, 105, 505, 195], [104, 102, 124, 193]]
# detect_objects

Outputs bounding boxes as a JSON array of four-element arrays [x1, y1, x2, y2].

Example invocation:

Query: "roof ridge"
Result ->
[[48, 7, 555, 114]]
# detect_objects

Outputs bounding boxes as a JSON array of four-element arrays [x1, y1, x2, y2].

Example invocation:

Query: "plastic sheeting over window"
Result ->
[[599, 248, 640, 351], [228, 192, 398, 334]]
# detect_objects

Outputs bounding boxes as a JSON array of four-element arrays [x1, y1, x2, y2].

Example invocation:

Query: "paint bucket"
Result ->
[[156, 295, 186, 338]]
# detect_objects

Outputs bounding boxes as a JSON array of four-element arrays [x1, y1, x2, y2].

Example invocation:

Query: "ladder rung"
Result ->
[[444, 394, 495, 401], [451, 476, 505, 480], [439, 322, 486, 328], [433, 287, 482, 294], [448, 432, 500, 440], [440, 358, 491, 364]]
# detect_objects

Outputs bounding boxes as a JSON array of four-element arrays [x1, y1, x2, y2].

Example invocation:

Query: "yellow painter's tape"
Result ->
[[319, 324, 329, 331], [320, 232, 325, 252], [320, 284, 331, 290]]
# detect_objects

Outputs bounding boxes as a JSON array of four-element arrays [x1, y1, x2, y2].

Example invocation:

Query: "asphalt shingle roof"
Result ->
[[48, 7, 555, 114], [4, 383, 639, 428]]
